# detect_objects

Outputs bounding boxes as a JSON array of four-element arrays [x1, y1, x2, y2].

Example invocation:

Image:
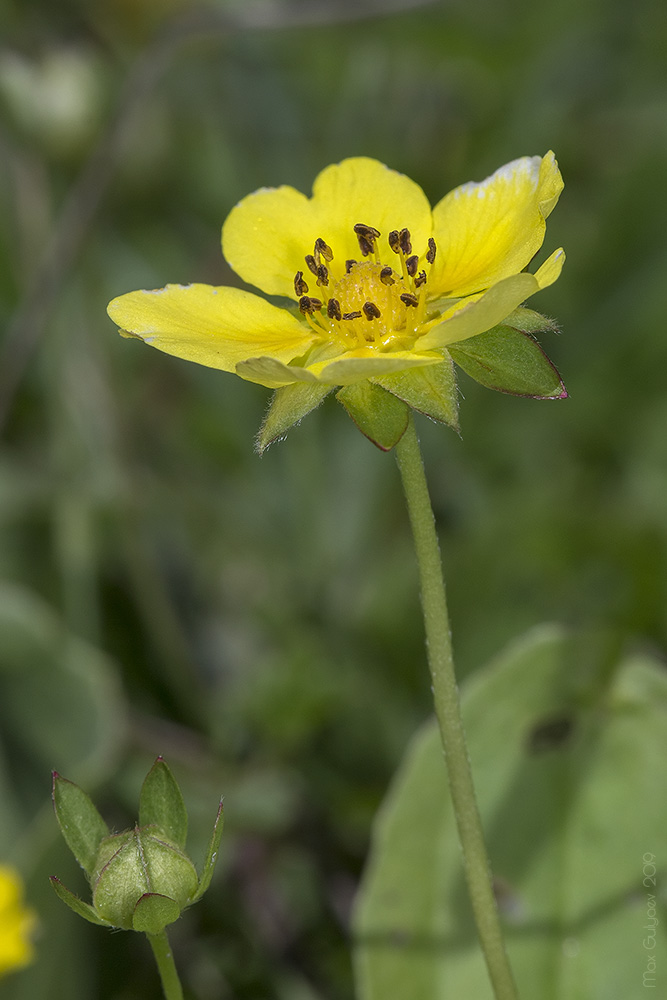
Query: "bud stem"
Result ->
[[147, 930, 184, 1000], [394, 414, 519, 1000]]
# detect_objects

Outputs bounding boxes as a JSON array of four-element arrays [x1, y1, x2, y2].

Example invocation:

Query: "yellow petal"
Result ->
[[419, 272, 540, 349], [236, 356, 318, 388], [107, 284, 315, 372], [311, 350, 442, 386], [430, 151, 564, 297], [534, 247, 565, 288], [223, 157, 432, 299]]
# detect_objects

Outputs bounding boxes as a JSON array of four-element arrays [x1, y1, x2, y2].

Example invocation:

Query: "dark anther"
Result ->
[[354, 222, 381, 257], [426, 237, 437, 264], [380, 266, 395, 285], [342, 311, 362, 320], [354, 223, 381, 239], [363, 301, 381, 321], [345, 259, 357, 273], [356, 234, 373, 257], [327, 298, 342, 321], [400, 292, 419, 308], [304, 254, 319, 276], [314, 237, 334, 262], [414, 269, 427, 288], [316, 264, 329, 287], [399, 228, 412, 255], [406, 254, 419, 277], [388, 230, 400, 253], [294, 271, 309, 297], [299, 295, 322, 314]]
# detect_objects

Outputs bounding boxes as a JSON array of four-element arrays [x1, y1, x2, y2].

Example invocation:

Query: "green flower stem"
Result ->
[[147, 930, 184, 1000], [394, 414, 519, 1000]]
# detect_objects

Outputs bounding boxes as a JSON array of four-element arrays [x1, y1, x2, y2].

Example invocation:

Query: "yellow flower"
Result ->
[[107, 154, 564, 391], [0, 865, 36, 978]]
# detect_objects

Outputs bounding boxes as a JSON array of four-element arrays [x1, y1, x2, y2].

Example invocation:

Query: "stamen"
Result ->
[[400, 292, 419, 308], [345, 259, 357, 274], [314, 237, 333, 262], [316, 264, 329, 287], [299, 295, 323, 314], [388, 230, 400, 254], [363, 301, 381, 321], [294, 271, 309, 297], [342, 311, 362, 320], [399, 228, 412, 255], [414, 269, 427, 288], [380, 266, 395, 285], [304, 254, 319, 276], [406, 254, 419, 278], [426, 237, 437, 265], [354, 223, 381, 257], [327, 298, 342, 321]]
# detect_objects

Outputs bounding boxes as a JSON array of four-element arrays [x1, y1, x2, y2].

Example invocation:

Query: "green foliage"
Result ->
[[449, 322, 565, 398], [337, 382, 409, 450], [139, 758, 188, 850], [374, 361, 460, 429], [354, 627, 667, 999], [52, 774, 109, 877], [258, 382, 333, 453]]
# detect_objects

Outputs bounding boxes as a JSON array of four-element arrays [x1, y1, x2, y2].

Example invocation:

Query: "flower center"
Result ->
[[295, 225, 437, 352]]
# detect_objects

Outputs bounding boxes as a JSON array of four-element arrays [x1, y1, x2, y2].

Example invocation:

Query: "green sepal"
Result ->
[[336, 381, 409, 451], [192, 800, 224, 902], [52, 772, 109, 877], [503, 306, 560, 335], [49, 876, 111, 926], [373, 360, 459, 431], [257, 382, 333, 454], [132, 893, 181, 934], [139, 757, 188, 850], [449, 324, 566, 398]]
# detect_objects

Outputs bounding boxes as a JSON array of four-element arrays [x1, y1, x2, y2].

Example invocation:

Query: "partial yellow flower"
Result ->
[[108, 154, 564, 389], [0, 866, 36, 978]]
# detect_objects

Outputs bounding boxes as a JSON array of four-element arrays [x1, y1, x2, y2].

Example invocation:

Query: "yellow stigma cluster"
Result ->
[[295, 224, 436, 351]]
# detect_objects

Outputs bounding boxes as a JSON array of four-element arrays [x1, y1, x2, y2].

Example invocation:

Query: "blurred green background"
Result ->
[[0, 0, 666, 996]]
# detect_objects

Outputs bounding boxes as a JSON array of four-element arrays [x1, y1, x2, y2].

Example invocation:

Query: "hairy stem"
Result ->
[[394, 414, 519, 1000]]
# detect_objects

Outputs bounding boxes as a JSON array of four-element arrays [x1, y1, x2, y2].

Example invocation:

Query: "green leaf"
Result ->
[[256, 382, 332, 453], [449, 325, 566, 398], [336, 381, 409, 451], [192, 800, 224, 902], [52, 773, 109, 877], [49, 877, 111, 927], [132, 893, 182, 934], [373, 360, 459, 430], [139, 758, 188, 849], [354, 626, 667, 1000]]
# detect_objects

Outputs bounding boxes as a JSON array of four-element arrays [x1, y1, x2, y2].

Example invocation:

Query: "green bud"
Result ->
[[92, 826, 198, 931], [51, 758, 224, 935]]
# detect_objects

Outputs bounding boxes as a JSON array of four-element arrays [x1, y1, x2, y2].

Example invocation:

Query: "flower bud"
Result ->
[[92, 826, 198, 931]]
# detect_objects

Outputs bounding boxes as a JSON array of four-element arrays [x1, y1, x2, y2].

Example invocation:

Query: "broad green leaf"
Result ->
[[257, 382, 333, 453], [132, 893, 181, 934], [373, 360, 459, 430], [449, 325, 566, 398], [49, 877, 111, 926], [336, 381, 409, 451], [52, 774, 109, 877], [192, 800, 224, 902], [354, 626, 667, 1000], [139, 758, 188, 849]]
